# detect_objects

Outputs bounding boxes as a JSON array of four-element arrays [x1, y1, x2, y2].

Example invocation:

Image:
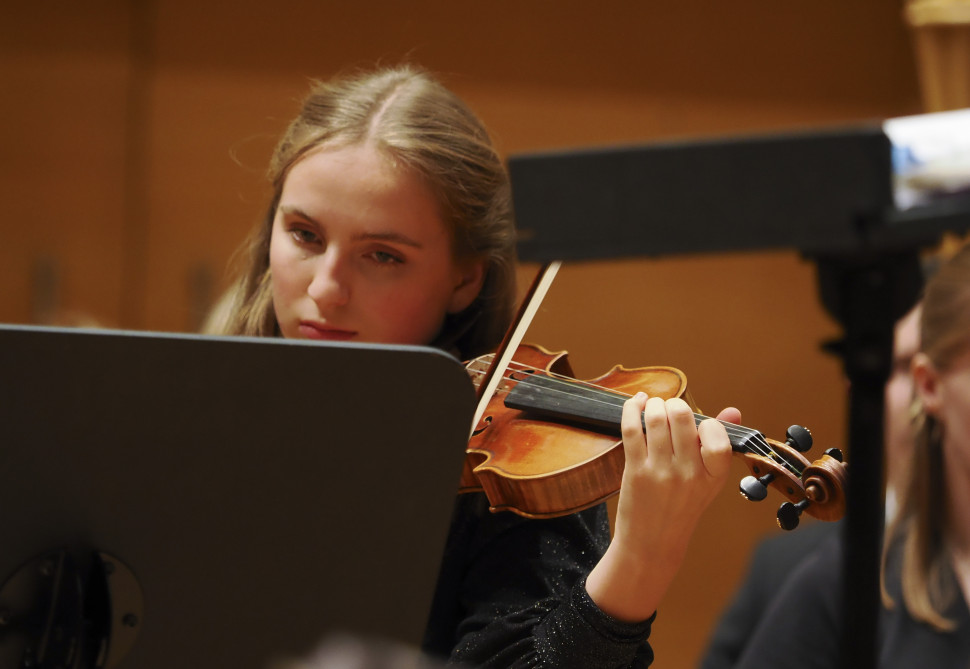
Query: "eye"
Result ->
[[289, 227, 320, 245], [369, 250, 404, 265]]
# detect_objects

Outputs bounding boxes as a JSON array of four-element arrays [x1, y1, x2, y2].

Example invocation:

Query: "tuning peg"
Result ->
[[785, 425, 813, 452], [739, 473, 774, 502], [824, 447, 844, 462], [777, 498, 812, 530]]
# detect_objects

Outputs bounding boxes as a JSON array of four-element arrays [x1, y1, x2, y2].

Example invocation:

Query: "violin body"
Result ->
[[462, 343, 692, 518], [461, 343, 848, 528]]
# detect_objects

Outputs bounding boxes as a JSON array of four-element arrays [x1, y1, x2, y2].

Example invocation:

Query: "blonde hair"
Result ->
[[884, 242, 970, 631], [207, 65, 517, 359]]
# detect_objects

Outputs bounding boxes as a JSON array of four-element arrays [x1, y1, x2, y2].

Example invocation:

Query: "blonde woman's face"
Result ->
[[884, 305, 920, 494], [269, 144, 483, 347], [914, 343, 970, 487]]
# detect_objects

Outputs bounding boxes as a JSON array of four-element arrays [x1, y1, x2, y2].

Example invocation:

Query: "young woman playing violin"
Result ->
[[206, 64, 739, 668]]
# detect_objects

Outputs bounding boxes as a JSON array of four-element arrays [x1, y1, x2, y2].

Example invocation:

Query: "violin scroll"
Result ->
[[737, 427, 848, 530]]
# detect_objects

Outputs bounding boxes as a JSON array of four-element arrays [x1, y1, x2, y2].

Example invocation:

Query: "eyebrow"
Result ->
[[279, 205, 425, 249]]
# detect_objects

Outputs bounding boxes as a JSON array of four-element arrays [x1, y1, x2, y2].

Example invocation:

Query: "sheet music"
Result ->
[[884, 108, 970, 210]]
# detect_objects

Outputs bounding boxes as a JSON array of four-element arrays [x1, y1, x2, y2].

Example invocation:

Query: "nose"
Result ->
[[306, 249, 350, 308]]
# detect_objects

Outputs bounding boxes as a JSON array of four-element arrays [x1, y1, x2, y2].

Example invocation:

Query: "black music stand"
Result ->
[[507, 122, 970, 669], [0, 326, 475, 668]]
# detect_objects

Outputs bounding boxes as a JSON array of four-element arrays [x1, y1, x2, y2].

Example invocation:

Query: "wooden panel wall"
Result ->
[[0, 3, 132, 326], [0, 2, 924, 667]]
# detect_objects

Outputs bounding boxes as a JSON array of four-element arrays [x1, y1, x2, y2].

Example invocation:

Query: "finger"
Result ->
[[642, 396, 672, 458], [715, 406, 742, 425], [697, 417, 733, 480], [665, 396, 700, 461], [621, 391, 649, 455]]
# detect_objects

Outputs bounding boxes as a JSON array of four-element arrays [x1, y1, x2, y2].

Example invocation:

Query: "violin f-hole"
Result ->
[[472, 415, 493, 437]]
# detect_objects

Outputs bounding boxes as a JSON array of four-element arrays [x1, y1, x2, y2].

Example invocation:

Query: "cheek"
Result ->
[[268, 239, 303, 305], [372, 290, 449, 345], [885, 376, 911, 415], [268, 232, 287, 276]]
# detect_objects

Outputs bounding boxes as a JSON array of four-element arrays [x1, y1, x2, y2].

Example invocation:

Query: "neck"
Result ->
[[944, 435, 970, 603], [945, 435, 970, 549]]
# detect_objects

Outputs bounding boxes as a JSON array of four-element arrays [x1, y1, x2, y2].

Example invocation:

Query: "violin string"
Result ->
[[520, 368, 801, 477], [468, 358, 802, 477], [469, 357, 740, 432], [468, 358, 730, 428], [466, 359, 802, 476]]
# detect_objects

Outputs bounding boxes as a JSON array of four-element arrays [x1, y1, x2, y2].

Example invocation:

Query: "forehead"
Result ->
[[280, 143, 450, 240]]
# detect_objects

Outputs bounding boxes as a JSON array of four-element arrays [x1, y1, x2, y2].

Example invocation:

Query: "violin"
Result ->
[[459, 342, 848, 531]]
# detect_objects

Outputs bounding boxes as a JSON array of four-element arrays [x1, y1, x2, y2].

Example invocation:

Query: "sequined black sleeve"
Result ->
[[423, 493, 655, 668]]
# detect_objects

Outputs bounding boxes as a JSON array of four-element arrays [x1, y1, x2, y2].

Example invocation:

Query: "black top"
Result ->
[[700, 521, 839, 669], [734, 532, 970, 669], [422, 492, 655, 668]]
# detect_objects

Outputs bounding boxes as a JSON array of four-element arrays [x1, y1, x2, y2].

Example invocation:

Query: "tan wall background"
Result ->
[[0, 1, 931, 667]]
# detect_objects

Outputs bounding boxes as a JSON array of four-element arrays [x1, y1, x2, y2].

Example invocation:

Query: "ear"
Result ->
[[447, 258, 486, 314], [912, 352, 943, 417]]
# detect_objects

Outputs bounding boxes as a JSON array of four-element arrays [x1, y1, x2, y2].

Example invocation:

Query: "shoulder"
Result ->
[[746, 521, 841, 591], [733, 530, 845, 669]]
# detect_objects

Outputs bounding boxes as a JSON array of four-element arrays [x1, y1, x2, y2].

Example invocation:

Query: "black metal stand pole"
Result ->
[[814, 249, 924, 669]]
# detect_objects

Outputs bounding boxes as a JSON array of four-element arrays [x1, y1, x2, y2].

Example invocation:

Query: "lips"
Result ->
[[297, 321, 357, 341]]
